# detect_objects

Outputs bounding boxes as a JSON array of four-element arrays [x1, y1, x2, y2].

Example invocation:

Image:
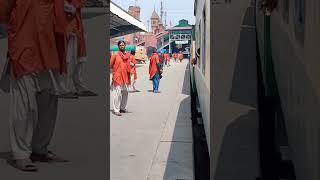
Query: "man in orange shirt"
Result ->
[[173, 53, 178, 62], [178, 51, 184, 62], [129, 50, 139, 92], [1, 0, 67, 171], [110, 41, 130, 116], [53, 0, 97, 99], [149, 50, 162, 93]]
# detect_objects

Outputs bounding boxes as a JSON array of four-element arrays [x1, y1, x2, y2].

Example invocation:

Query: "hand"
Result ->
[[259, 0, 278, 13], [64, 1, 76, 15]]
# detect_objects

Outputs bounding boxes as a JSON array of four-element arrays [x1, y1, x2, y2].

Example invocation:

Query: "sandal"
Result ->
[[112, 111, 122, 116], [119, 109, 128, 113], [7, 158, 38, 172], [31, 151, 69, 163]]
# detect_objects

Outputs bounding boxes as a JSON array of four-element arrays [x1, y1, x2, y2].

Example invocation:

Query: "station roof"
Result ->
[[167, 26, 193, 31], [110, 2, 147, 38]]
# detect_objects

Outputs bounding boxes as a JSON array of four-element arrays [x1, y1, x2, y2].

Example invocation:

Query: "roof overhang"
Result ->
[[110, 2, 147, 38]]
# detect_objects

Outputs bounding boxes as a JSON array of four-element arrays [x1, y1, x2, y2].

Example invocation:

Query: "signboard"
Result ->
[[175, 40, 189, 45]]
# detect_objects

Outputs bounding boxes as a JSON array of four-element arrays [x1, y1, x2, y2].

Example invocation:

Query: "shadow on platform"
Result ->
[[162, 64, 194, 180]]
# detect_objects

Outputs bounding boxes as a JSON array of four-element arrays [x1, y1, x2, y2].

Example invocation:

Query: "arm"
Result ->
[[70, 0, 85, 9], [129, 56, 134, 66], [156, 56, 163, 74], [109, 54, 116, 69]]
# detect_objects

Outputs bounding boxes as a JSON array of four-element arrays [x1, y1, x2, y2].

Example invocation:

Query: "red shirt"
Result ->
[[149, 53, 159, 79], [54, 0, 87, 71], [110, 51, 130, 86], [130, 55, 137, 80], [7, 0, 61, 78]]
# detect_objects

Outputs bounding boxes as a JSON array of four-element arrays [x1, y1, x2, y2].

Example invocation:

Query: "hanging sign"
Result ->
[[175, 40, 189, 45]]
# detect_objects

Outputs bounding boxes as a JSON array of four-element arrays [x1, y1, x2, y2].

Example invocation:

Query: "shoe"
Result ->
[[57, 92, 78, 99], [76, 90, 98, 97], [119, 109, 128, 113], [134, 89, 140, 92], [112, 111, 122, 116], [31, 151, 69, 163], [7, 158, 38, 172]]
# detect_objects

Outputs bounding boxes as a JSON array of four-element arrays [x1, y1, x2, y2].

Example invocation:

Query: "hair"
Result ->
[[118, 40, 126, 47], [131, 50, 136, 55]]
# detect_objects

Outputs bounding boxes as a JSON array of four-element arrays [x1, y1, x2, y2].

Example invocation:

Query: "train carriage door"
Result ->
[[294, 0, 306, 45]]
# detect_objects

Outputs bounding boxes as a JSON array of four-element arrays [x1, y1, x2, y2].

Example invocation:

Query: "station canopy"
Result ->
[[110, 2, 147, 38]]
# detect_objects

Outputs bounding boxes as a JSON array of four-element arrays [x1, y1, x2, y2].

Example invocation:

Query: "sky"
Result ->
[[111, 0, 195, 30]]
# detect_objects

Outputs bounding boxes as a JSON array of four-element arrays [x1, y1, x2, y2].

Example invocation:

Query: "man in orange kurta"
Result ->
[[178, 51, 184, 62], [53, 0, 97, 99], [1, 0, 66, 171], [129, 50, 139, 92], [149, 50, 162, 93], [173, 53, 178, 62], [110, 41, 130, 116]]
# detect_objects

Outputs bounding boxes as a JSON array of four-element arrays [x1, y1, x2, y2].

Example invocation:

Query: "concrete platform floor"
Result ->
[[110, 60, 194, 180]]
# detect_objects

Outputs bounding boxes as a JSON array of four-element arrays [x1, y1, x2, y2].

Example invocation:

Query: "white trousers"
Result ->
[[112, 85, 128, 113], [130, 74, 137, 91], [52, 33, 88, 94], [9, 74, 58, 159]]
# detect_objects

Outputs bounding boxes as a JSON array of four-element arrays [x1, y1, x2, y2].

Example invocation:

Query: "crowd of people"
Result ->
[[0, 0, 97, 172], [110, 41, 186, 116]]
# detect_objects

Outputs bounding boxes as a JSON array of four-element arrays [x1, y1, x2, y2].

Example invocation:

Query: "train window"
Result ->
[[281, 0, 289, 23], [294, 0, 305, 45]]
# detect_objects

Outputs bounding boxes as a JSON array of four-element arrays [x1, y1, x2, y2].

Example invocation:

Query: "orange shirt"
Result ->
[[7, 0, 61, 78], [110, 51, 130, 86], [54, 0, 87, 61], [149, 53, 159, 79], [129, 55, 137, 80]]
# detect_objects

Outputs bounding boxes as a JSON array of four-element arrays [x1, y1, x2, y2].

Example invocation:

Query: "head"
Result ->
[[131, 50, 136, 55], [118, 41, 126, 52], [153, 49, 157, 54]]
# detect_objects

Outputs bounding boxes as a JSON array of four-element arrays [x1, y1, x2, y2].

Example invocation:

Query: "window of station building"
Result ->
[[294, 0, 305, 45]]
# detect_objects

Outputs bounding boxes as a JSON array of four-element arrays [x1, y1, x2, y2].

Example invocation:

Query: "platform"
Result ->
[[110, 60, 194, 180]]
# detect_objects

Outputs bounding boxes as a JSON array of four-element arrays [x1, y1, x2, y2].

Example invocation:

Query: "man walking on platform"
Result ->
[[110, 41, 131, 116], [173, 53, 178, 62], [0, 0, 67, 171], [178, 51, 184, 62], [129, 50, 140, 92], [149, 50, 162, 93]]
